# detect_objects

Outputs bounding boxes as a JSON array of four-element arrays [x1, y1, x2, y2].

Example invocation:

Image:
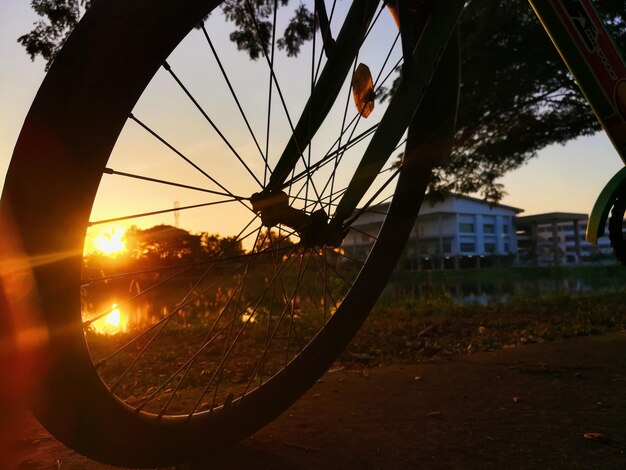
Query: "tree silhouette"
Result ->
[[433, 0, 625, 201], [124, 225, 204, 262], [19, 0, 626, 201], [82, 225, 245, 276]]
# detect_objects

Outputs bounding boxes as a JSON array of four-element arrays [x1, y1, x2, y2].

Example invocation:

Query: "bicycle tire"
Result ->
[[1, 0, 458, 466]]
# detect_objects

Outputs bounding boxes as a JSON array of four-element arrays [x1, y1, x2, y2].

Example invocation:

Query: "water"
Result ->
[[381, 270, 626, 306], [83, 268, 626, 334]]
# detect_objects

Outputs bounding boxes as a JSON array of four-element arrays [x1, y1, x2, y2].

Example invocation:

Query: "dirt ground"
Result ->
[[8, 332, 626, 469]]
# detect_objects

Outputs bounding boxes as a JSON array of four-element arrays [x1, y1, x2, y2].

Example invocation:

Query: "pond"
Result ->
[[381, 266, 626, 305], [82, 266, 626, 334]]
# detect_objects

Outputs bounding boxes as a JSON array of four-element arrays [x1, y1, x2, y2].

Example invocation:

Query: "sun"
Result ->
[[92, 227, 127, 256]]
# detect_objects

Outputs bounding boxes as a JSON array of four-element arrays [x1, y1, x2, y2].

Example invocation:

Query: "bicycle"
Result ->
[[1, 0, 624, 467]]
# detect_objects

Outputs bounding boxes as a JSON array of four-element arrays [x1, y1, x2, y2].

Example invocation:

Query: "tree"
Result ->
[[19, 0, 626, 200], [199, 232, 245, 258], [18, 0, 313, 69], [81, 225, 245, 281], [253, 228, 297, 252], [122, 225, 243, 262], [18, 0, 93, 69], [124, 225, 205, 262], [434, 0, 626, 201]]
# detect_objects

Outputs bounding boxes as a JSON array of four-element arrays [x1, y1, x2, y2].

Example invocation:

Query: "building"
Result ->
[[515, 212, 613, 266], [342, 194, 523, 269]]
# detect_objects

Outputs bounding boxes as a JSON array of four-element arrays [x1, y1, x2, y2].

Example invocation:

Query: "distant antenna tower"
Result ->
[[174, 200, 180, 228]]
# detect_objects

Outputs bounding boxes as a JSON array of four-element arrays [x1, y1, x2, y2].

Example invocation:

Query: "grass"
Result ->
[[84, 265, 626, 411], [388, 264, 626, 285], [343, 289, 626, 365]]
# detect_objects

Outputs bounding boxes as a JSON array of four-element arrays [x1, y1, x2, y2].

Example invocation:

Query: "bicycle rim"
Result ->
[[2, 0, 437, 466]]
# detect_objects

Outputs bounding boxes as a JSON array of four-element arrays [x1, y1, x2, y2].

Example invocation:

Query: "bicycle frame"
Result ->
[[261, 0, 464, 240], [331, 1, 464, 227], [335, 0, 626, 246], [266, 0, 626, 248], [528, 0, 626, 244], [530, 0, 626, 161]]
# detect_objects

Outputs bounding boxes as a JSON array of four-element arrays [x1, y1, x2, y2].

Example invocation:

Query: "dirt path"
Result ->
[[9, 333, 626, 469]]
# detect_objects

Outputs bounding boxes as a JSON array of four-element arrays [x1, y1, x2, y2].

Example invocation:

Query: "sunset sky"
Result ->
[[1, 0, 624, 247]]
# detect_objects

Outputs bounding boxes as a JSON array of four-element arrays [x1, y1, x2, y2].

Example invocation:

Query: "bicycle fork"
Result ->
[[253, 0, 464, 247]]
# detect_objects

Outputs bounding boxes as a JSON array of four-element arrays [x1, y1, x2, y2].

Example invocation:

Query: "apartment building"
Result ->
[[515, 212, 613, 266], [342, 194, 522, 269]]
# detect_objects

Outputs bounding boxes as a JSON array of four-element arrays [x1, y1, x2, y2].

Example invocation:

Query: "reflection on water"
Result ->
[[381, 273, 626, 306], [86, 304, 128, 335], [82, 271, 626, 331], [83, 296, 172, 335], [81, 285, 334, 335]]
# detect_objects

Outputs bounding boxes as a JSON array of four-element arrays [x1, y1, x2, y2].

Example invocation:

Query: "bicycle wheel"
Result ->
[[2, 0, 458, 466]]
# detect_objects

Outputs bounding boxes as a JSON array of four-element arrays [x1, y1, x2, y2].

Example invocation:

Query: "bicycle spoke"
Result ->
[[281, 123, 379, 190], [93, 260, 249, 369], [129, 114, 242, 200], [76, 0, 426, 426], [188, 244, 302, 415], [347, 225, 379, 243], [157, 269, 247, 416], [102, 167, 244, 199], [267, 229, 292, 308], [162, 61, 263, 188], [264, 0, 278, 186], [83, 230, 296, 286], [310, 249, 342, 318], [154, 228, 270, 415], [112, 228, 302, 411], [120, 229, 268, 407], [316, 252, 342, 314], [313, 249, 353, 289], [305, 1, 318, 213], [91, 227, 301, 370], [249, 228, 286, 390], [201, 24, 270, 177], [88, 198, 243, 227], [343, 168, 400, 227], [328, 31, 401, 211], [206, 229, 296, 405], [82, 266, 188, 327], [108, 259, 219, 393], [243, 0, 296, 143], [330, 247, 366, 267], [82, 216, 261, 285], [243, 0, 324, 203], [241, 249, 313, 398], [284, 251, 310, 366]]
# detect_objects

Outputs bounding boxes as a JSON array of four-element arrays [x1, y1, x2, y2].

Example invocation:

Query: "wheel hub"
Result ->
[[250, 190, 347, 247]]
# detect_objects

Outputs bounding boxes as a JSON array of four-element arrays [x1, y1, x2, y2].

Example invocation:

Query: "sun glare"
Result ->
[[91, 304, 127, 335], [105, 306, 121, 327], [93, 227, 126, 256]]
